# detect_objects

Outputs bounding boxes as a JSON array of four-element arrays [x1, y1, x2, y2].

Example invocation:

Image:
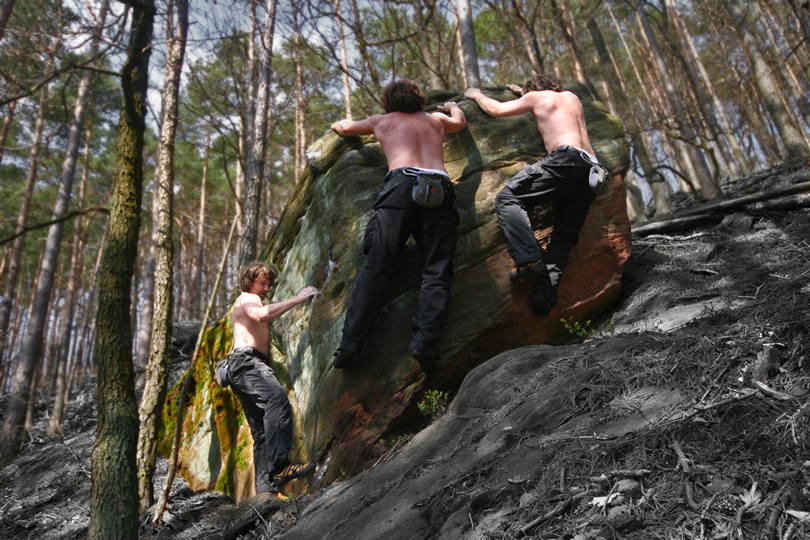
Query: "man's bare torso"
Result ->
[[373, 112, 447, 171], [231, 292, 269, 356], [529, 90, 595, 156]]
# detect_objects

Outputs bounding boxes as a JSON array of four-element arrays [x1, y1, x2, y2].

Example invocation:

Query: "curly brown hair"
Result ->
[[522, 73, 563, 93], [382, 79, 426, 113], [239, 261, 278, 292]]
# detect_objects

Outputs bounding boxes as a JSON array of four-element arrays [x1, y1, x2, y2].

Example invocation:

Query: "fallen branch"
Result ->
[[633, 179, 810, 236], [517, 490, 590, 537]]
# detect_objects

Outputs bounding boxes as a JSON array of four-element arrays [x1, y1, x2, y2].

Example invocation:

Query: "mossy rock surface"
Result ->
[[164, 86, 630, 500]]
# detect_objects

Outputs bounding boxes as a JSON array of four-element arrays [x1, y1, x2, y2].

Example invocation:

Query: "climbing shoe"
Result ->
[[529, 271, 557, 316], [332, 348, 357, 369], [411, 350, 440, 374], [273, 462, 315, 485], [509, 261, 545, 282]]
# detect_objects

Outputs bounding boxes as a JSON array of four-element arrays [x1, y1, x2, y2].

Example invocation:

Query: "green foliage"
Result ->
[[378, 433, 413, 449], [560, 317, 594, 339], [417, 389, 449, 421]]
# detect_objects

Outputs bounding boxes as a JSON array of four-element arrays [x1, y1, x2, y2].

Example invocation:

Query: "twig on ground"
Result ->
[[517, 490, 590, 537]]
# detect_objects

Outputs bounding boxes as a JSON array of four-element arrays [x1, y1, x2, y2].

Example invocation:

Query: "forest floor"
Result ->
[[0, 161, 809, 539]]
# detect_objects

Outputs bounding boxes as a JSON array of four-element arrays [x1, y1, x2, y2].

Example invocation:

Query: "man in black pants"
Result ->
[[331, 79, 467, 372], [218, 262, 318, 497], [465, 75, 607, 314]]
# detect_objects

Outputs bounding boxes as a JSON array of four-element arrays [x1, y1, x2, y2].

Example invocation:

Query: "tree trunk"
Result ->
[[292, 0, 306, 183], [335, 0, 353, 119], [551, 0, 598, 98], [136, 0, 187, 512], [89, 1, 154, 537], [238, 0, 277, 265], [193, 142, 209, 319], [0, 0, 15, 40], [135, 192, 158, 382], [48, 109, 94, 437], [0, 85, 48, 371], [727, 0, 808, 159], [453, 0, 480, 87], [0, 100, 16, 165]]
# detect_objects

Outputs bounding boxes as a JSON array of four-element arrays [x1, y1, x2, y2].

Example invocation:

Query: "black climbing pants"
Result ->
[[228, 347, 292, 493], [340, 168, 459, 357], [495, 145, 596, 287]]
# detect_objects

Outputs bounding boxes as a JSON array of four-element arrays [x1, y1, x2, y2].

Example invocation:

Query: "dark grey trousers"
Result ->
[[228, 347, 291, 493], [339, 168, 459, 357], [495, 146, 596, 286]]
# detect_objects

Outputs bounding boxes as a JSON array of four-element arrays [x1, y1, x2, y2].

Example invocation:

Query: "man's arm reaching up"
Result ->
[[464, 87, 534, 118], [243, 286, 319, 322], [431, 101, 466, 133], [331, 116, 379, 136]]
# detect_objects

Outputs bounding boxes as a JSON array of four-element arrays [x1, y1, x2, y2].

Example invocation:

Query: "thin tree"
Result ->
[[0, 0, 15, 40], [135, 0, 189, 512], [0, 0, 109, 462], [335, 0, 353, 119], [89, 0, 155, 537], [453, 0, 480, 87], [238, 0, 277, 265]]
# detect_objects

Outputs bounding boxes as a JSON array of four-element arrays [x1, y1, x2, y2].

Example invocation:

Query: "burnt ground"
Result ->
[[1, 162, 809, 539]]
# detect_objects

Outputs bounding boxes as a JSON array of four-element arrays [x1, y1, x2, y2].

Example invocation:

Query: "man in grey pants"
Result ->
[[218, 262, 318, 497], [465, 74, 607, 315]]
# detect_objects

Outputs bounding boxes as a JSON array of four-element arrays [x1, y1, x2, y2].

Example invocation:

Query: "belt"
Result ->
[[231, 346, 270, 363]]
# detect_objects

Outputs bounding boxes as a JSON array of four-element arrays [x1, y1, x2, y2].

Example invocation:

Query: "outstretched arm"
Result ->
[[464, 87, 534, 117], [431, 101, 467, 134], [244, 286, 319, 322], [331, 116, 378, 136]]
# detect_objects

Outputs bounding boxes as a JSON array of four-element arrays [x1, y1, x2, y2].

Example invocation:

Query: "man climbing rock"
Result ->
[[465, 74, 607, 315], [218, 262, 318, 497], [331, 79, 467, 373]]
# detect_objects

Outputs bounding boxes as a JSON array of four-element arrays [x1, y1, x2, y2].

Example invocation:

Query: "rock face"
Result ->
[[163, 85, 630, 500]]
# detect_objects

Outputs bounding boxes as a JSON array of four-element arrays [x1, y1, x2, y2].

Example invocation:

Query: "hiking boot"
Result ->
[[509, 261, 544, 282], [273, 462, 315, 485], [529, 272, 557, 316], [411, 350, 440, 374], [332, 348, 357, 369]]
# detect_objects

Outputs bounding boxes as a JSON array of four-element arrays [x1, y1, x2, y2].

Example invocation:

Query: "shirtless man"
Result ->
[[331, 79, 466, 372], [219, 261, 318, 496], [465, 73, 606, 315]]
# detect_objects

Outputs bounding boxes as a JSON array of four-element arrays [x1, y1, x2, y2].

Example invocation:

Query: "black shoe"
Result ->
[[273, 462, 315, 484], [332, 348, 357, 369], [509, 261, 544, 282], [529, 272, 557, 316], [412, 351, 440, 374]]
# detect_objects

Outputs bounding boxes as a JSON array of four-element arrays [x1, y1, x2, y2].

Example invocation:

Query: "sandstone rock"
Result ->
[[163, 85, 630, 500]]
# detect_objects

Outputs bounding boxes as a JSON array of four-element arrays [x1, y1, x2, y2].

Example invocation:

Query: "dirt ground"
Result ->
[[1, 162, 808, 539]]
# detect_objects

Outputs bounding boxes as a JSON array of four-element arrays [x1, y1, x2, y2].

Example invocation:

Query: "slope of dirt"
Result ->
[[1, 163, 808, 539]]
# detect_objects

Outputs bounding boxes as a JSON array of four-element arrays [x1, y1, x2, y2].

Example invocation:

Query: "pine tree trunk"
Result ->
[[0, 0, 15, 40], [0, 85, 48, 369], [0, 100, 16, 164], [135, 192, 158, 382], [453, 0, 480, 87], [335, 0, 353, 119], [292, 0, 306, 183], [727, 0, 808, 159], [136, 0, 188, 512], [239, 0, 277, 265], [48, 115, 94, 438], [193, 143, 209, 319], [89, 1, 153, 537]]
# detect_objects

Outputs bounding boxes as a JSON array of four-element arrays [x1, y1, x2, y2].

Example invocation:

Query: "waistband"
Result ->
[[231, 346, 269, 363], [555, 145, 599, 165], [385, 166, 450, 181]]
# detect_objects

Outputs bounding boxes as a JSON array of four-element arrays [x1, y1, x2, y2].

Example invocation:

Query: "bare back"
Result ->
[[373, 112, 447, 171], [529, 90, 594, 156], [231, 292, 269, 355]]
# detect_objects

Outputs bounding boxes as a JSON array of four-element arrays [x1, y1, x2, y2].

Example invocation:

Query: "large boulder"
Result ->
[[162, 85, 631, 500]]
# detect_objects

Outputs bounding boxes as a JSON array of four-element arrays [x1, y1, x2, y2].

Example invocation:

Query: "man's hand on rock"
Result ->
[[439, 101, 459, 113], [506, 84, 524, 96], [331, 120, 348, 135], [464, 88, 482, 100], [296, 286, 319, 304]]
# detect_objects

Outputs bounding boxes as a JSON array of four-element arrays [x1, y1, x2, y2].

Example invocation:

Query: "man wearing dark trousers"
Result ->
[[465, 74, 607, 315], [331, 79, 467, 372], [218, 262, 318, 498]]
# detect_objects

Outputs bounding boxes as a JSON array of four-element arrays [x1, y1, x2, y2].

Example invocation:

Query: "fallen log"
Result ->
[[633, 180, 810, 237]]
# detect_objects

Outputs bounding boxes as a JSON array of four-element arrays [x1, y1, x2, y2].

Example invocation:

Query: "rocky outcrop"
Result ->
[[163, 85, 630, 500]]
